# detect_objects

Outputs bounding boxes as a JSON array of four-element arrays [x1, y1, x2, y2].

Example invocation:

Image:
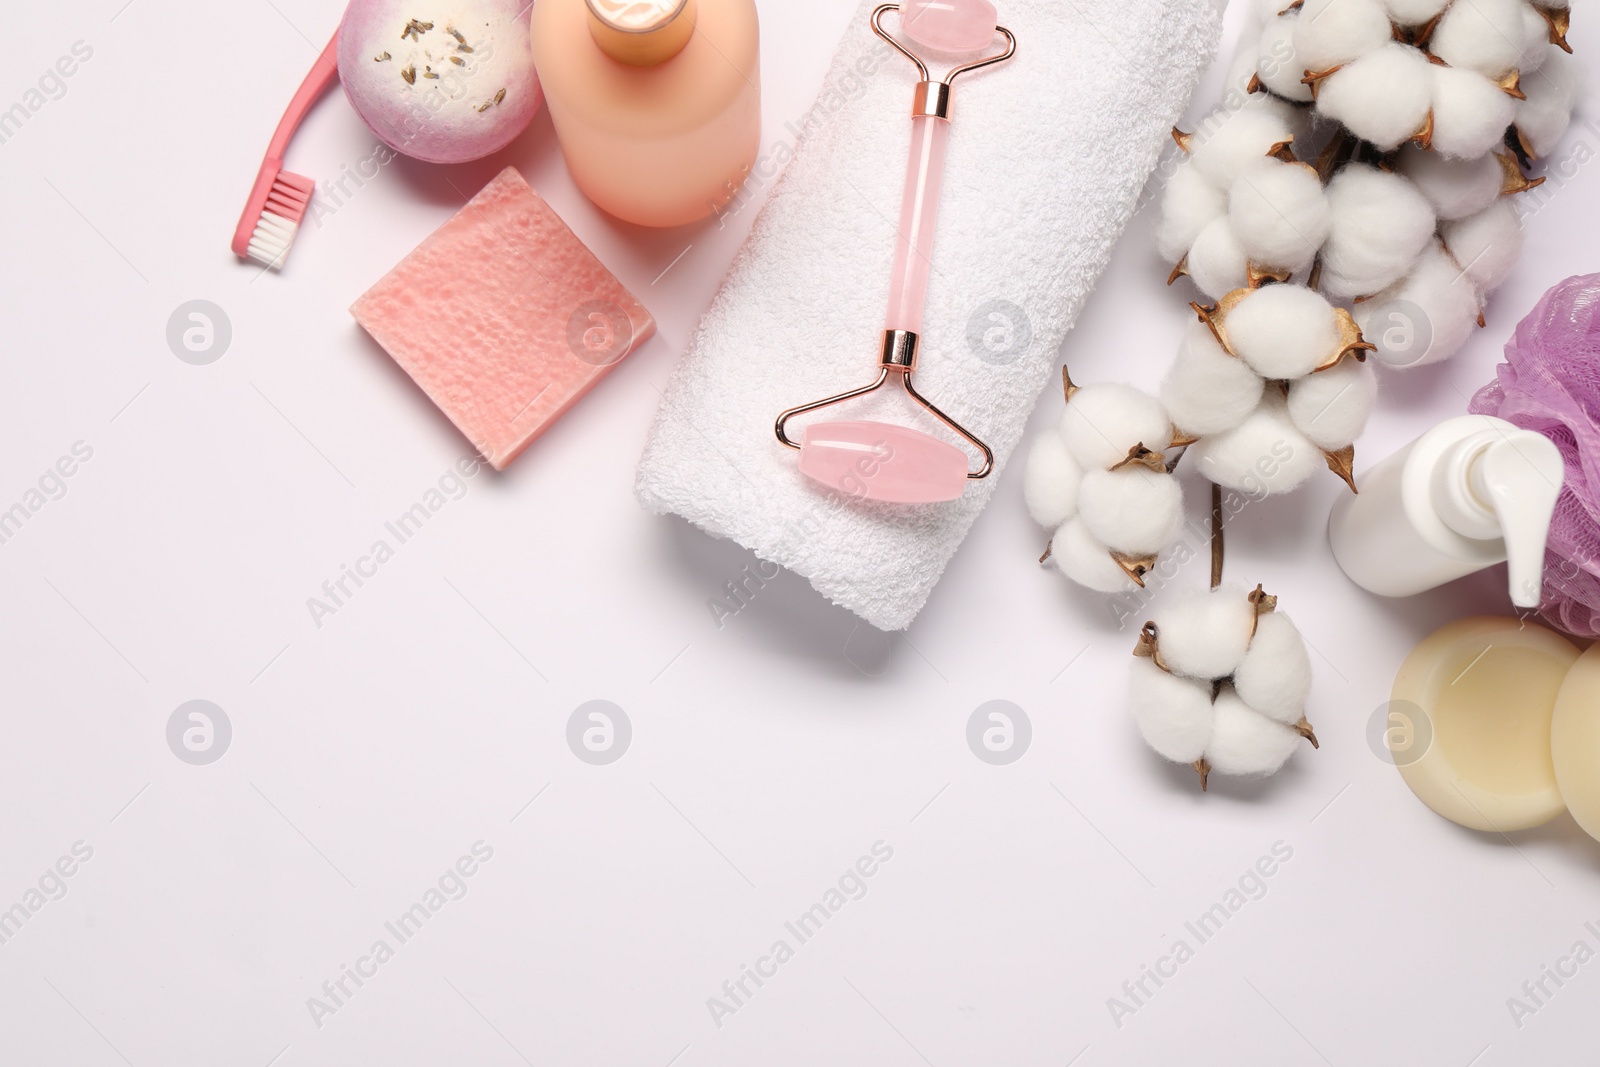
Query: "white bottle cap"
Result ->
[[1432, 428, 1565, 609]]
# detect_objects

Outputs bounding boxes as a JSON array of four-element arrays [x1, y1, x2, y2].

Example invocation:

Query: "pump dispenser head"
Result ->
[[1433, 429, 1566, 609], [586, 0, 697, 65]]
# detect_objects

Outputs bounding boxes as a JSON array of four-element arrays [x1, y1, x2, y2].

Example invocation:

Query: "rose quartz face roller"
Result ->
[[774, 1, 1016, 504]]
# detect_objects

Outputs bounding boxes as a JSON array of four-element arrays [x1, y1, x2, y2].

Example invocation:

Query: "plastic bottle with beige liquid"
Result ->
[[1328, 415, 1565, 608], [531, 0, 761, 228]]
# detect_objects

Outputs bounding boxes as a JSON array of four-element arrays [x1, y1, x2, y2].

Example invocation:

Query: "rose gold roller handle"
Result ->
[[770, 5, 1015, 501], [871, 4, 1015, 339], [887, 113, 948, 334]]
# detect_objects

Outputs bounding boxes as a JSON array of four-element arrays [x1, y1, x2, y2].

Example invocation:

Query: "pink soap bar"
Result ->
[[799, 421, 970, 503], [352, 167, 654, 470]]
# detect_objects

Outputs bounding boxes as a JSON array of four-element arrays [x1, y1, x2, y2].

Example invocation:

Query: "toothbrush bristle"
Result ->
[[246, 171, 315, 270], [246, 211, 300, 271]]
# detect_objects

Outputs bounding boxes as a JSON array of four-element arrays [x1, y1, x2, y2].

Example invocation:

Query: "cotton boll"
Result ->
[[1519, 15, 1555, 75], [1186, 218, 1251, 300], [1287, 357, 1378, 450], [1355, 240, 1480, 367], [1430, 65, 1519, 159], [1150, 584, 1257, 680], [1225, 26, 1269, 99], [1250, 0, 1297, 23], [1293, 0, 1393, 70], [1078, 467, 1185, 557], [1430, 0, 1529, 77], [1315, 43, 1435, 152], [1188, 101, 1297, 188], [1517, 51, 1583, 159], [1381, 0, 1449, 26], [1229, 158, 1330, 273], [1190, 391, 1322, 495], [1442, 200, 1524, 293], [1233, 613, 1313, 724], [1320, 164, 1437, 300], [1205, 691, 1301, 776], [1129, 658, 1215, 764], [1258, 14, 1314, 102], [1059, 384, 1173, 470], [1158, 162, 1228, 264], [1161, 322, 1266, 436], [1223, 284, 1341, 379], [1396, 147, 1504, 220], [1051, 517, 1138, 595], [1022, 432, 1083, 529]]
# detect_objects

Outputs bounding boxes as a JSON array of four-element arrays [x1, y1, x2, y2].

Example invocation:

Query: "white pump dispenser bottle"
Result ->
[[1329, 415, 1565, 608]]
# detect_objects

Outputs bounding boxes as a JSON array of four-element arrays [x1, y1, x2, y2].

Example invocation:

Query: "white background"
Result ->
[[3, 0, 1599, 1064]]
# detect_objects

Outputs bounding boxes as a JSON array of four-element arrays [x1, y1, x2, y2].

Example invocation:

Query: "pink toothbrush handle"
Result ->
[[886, 113, 949, 335], [268, 32, 340, 162], [231, 32, 341, 256]]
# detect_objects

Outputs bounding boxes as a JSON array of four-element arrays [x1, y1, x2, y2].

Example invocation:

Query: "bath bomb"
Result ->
[[339, 0, 542, 164], [352, 168, 655, 469]]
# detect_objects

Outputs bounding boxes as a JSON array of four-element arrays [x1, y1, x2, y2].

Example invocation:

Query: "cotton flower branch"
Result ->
[[1022, 0, 1579, 791]]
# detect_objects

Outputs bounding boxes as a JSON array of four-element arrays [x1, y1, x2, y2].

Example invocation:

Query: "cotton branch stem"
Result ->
[[1210, 481, 1224, 590]]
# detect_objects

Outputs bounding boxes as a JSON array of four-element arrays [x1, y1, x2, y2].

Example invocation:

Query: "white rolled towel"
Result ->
[[637, 0, 1223, 630]]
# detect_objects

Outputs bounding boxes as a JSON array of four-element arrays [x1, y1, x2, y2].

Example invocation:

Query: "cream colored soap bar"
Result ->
[[1552, 645, 1600, 841], [1392, 618, 1580, 832]]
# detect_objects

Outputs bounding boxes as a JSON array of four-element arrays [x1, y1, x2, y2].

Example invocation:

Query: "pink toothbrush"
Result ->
[[232, 32, 341, 271], [775, 1, 1015, 504]]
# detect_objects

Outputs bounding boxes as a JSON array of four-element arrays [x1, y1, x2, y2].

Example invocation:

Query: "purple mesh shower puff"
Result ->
[[1470, 274, 1600, 639]]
